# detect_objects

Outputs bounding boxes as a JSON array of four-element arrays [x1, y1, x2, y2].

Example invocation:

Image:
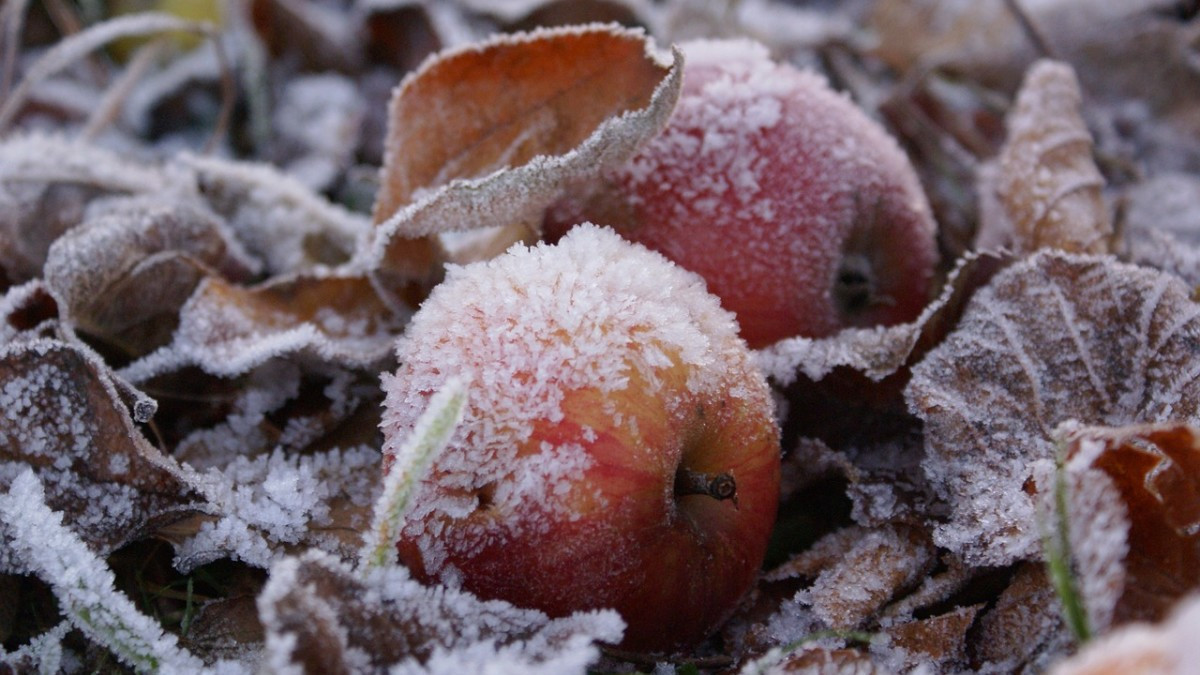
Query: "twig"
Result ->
[[1002, 0, 1055, 59], [82, 37, 167, 141]]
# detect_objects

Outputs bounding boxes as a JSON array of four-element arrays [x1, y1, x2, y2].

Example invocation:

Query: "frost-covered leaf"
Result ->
[[907, 251, 1200, 566], [122, 271, 402, 382], [368, 24, 682, 303], [756, 250, 1006, 387], [257, 550, 623, 673], [766, 525, 936, 632], [270, 74, 366, 192], [0, 133, 186, 286], [1049, 592, 1200, 675], [0, 279, 60, 345], [1063, 424, 1200, 626], [0, 339, 198, 571], [0, 470, 209, 672], [881, 603, 980, 671], [44, 199, 258, 357], [1121, 173, 1200, 287], [182, 154, 369, 275], [992, 60, 1111, 254], [146, 365, 385, 569], [973, 563, 1072, 670]]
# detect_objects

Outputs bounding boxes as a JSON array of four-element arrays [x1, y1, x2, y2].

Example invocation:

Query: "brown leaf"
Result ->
[[885, 603, 981, 668], [0, 135, 180, 287], [769, 525, 937, 630], [1065, 424, 1200, 625], [972, 563, 1071, 670], [368, 24, 682, 303], [257, 551, 623, 671], [121, 272, 402, 382], [757, 250, 1007, 387], [43, 199, 257, 357], [0, 339, 198, 569], [906, 252, 1200, 566], [993, 60, 1111, 254]]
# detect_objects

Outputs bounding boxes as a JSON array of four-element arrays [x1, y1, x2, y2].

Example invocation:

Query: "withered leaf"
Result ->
[[994, 60, 1111, 254], [183, 154, 368, 275], [1048, 593, 1200, 675], [884, 603, 980, 670], [0, 339, 198, 571], [257, 551, 623, 672], [1064, 424, 1200, 626], [368, 24, 682, 303], [121, 271, 403, 382], [906, 251, 1200, 567], [756, 250, 1006, 387], [43, 199, 257, 357], [0, 134, 184, 286], [768, 525, 936, 631], [973, 563, 1071, 670]]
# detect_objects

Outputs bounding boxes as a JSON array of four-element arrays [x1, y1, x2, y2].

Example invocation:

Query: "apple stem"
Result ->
[[674, 468, 738, 506]]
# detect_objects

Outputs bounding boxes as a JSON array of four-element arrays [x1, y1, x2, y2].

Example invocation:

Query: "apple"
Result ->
[[544, 39, 939, 349], [380, 224, 781, 652]]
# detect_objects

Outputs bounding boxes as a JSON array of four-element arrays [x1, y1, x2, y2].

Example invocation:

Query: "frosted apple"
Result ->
[[544, 40, 939, 349], [381, 225, 781, 652]]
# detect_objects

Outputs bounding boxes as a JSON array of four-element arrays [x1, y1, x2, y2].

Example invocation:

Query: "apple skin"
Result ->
[[381, 225, 780, 652], [544, 39, 939, 349]]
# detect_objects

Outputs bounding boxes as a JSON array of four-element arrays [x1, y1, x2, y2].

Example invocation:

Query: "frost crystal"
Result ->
[[908, 251, 1200, 566]]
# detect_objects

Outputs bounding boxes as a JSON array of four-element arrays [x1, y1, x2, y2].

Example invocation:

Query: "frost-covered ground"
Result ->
[[3, 0, 1200, 673]]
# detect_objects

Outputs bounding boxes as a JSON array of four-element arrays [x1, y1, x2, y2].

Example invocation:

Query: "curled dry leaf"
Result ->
[[43, 199, 258, 357], [869, 0, 1200, 125], [257, 550, 624, 672], [993, 60, 1111, 254], [1064, 424, 1200, 626], [0, 339, 198, 572], [183, 154, 368, 275], [767, 525, 937, 631], [368, 23, 682, 304], [756, 250, 1007, 387], [122, 271, 403, 383], [906, 251, 1200, 567], [0, 134, 186, 286]]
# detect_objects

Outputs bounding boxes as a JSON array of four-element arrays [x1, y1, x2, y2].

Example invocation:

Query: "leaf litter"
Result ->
[[4, 0, 1200, 673]]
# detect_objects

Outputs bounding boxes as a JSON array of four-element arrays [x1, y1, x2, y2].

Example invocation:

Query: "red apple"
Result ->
[[544, 39, 939, 349], [381, 225, 781, 652]]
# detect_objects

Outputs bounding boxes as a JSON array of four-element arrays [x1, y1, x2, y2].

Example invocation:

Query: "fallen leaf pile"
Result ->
[[3, 1, 1200, 673]]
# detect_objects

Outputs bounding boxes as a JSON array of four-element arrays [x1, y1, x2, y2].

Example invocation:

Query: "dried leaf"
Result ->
[[257, 550, 624, 672], [995, 60, 1111, 254], [183, 154, 368, 275], [907, 252, 1200, 566], [43, 199, 257, 357], [973, 563, 1071, 670], [756, 250, 1007, 387], [1064, 424, 1200, 625], [1121, 173, 1200, 288], [121, 271, 402, 382], [1048, 593, 1200, 675], [369, 24, 682, 303], [883, 603, 980, 669], [0, 339, 198, 571], [0, 134, 185, 286]]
